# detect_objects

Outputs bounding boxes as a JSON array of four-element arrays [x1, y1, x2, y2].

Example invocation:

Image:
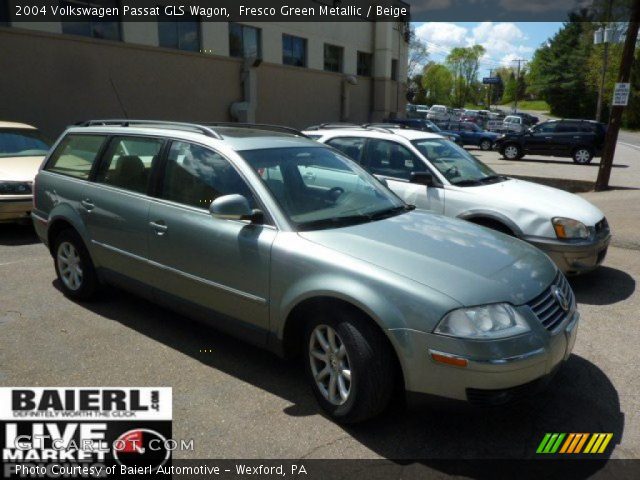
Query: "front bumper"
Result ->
[[526, 233, 611, 275], [0, 197, 32, 222], [390, 308, 579, 403]]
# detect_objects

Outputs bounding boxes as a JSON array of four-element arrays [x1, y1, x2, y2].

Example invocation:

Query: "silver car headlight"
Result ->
[[434, 303, 530, 339], [552, 217, 589, 239], [0, 181, 32, 195]]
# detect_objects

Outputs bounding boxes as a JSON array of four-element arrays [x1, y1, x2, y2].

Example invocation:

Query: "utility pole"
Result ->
[[595, 0, 640, 191], [595, 0, 614, 122], [512, 59, 527, 113]]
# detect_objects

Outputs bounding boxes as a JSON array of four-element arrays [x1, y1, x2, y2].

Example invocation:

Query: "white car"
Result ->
[[426, 105, 454, 123], [502, 115, 525, 133], [0, 121, 50, 223], [304, 126, 610, 275]]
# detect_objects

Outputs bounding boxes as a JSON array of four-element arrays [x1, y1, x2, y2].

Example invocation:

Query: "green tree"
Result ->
[[526, 12, 597, 118], [422, 62, 453, 105], [446, 45, 486, 107]]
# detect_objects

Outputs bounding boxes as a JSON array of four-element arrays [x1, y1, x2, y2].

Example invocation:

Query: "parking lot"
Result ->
[[1, 140, 639, 463]]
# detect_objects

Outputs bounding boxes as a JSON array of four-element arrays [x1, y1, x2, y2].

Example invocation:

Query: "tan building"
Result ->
[[0, 3, 408, 138]]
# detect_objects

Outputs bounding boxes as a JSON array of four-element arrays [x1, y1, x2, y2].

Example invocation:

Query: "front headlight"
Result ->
[[552, 217, 589, 239], [0, 181, 32, 195], [434, 303, 530, 339]]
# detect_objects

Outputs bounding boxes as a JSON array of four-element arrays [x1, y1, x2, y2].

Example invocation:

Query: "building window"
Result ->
[[282, 34, 307, 67], [357, 51, 373, 76], [60, 0, 121, 41], [229, 23, 261, 59], [158, 15, 200, 52], [324, 44, 343, 73], [391, 59, 399, 81]]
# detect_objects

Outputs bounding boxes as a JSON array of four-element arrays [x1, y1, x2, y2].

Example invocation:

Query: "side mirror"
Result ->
[[410, 171, 436, 187], [209, 194, 263, 223]]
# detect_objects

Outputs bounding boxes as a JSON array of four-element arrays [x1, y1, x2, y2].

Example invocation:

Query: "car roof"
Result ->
[[0, 121, 37, 130], [64, 121, 320, 151], [302, 127, 444, 142]]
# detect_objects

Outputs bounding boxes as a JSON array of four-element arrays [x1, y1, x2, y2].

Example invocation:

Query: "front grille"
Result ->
[[527, 272, 574, 332], [595, 217, 609, 235]]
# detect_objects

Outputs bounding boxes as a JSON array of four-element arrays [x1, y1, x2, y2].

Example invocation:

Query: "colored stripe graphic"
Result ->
[[538, 433, 613, 454]]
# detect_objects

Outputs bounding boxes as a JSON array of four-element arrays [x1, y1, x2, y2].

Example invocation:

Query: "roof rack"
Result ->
[[363, 123, 408, 132], [76, 119, 223, 140], [204, 122, 308, 138], [306, 123, 364, 131]]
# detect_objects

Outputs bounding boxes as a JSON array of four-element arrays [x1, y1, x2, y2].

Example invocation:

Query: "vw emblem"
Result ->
[[551, 286, 569, 311]]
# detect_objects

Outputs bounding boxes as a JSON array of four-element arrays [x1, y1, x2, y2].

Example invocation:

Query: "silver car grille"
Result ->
[[527, 272, 574, 332]]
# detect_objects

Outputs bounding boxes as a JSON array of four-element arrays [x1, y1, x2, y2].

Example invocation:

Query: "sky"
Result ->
[[412, 22, 565, 73]]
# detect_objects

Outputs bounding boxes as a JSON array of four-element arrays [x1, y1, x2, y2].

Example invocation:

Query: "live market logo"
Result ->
[[0, 387, 172, 477]]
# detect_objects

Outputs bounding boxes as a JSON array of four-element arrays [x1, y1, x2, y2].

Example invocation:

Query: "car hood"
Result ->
[[474, 178, 605, 226], [0, 156, 44, 181], [299, 210, 556, 307]]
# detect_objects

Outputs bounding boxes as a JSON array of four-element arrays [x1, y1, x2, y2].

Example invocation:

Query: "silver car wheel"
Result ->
[[575, 149, 591, 163], [504, 145, 519, 159], [309, 324, 352, 406], [57, 241, 83, 291]]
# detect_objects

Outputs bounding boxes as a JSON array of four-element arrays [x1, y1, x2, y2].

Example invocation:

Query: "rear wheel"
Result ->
[[53, 229, 100, 301], [479, 139, 493, 151], [502, 144, 523, 160], [304, 307, 396, 424], [572, 147, 593, 164]]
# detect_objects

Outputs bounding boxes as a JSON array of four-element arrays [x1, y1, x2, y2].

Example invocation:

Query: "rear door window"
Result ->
[[45, 134, 106, 179], [95, 136, 164, 194], [0, 129, 50, 158], [326, 137, 366, 164], [556, 122, 581, 133], [364, 139, 420, 180]]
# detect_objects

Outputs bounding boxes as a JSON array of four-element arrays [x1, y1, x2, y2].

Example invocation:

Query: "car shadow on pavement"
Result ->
[[0, 223, 40, 246], [569, 266, 635, 306], [57, 283, 624, 475]]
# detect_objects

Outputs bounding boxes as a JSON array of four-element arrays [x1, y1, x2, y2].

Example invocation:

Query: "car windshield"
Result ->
[[411, 138, 506, 186], [0, 129, 50, 158], [238, 146, 407, 231]]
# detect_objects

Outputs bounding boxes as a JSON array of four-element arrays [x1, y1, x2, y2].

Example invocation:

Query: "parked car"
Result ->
[[501, 115, 526, 133], [515, 112, 540, 125], [440, 121, 501, 150], [494, 119, 607, 164], [35, 120, 578, 423], [406, 104, 430, 119], [382, 118, 463, 145], [306, 125, 610, 275], [427, 105, 455, 123], [0, 121, 50, 223]]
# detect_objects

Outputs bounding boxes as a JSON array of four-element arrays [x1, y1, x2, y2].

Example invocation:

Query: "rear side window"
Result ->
[[45, 134, 106, 179], [556, 122, 581, 133], [365, 139, 419, 180], [326, 137, 365, 164], [95, 136, 164, 194]]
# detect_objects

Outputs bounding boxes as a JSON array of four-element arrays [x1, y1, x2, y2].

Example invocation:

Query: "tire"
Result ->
[[53, 229, 100, 301], [502, 144, 523, 160], [304, 307, 396, 424], [572, 147, 593, 164], [479, 139, 493, 151]]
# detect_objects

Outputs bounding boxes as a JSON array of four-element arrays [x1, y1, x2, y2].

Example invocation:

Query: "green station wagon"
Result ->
[[32, 121, 579, 423]]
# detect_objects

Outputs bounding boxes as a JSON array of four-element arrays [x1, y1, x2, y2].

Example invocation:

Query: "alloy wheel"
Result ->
[[480, 140, 492, 151], [574, 149, 591, 164], [504, 145, 519, 159], [57, 241, 83, 291], [309, 324, 352, 406]]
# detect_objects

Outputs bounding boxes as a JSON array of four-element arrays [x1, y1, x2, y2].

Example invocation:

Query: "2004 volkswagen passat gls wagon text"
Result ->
[[32, 120, 579, 423]]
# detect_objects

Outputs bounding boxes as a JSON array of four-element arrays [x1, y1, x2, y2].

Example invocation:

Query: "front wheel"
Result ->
[[572, 147, 593, 164], [304, 308, 396, 424], [502, 144, 523, 160], [479, 139, 493, 151]]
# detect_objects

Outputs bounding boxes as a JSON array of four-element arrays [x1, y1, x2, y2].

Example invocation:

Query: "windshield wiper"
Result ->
[[297, 215, 373, 231], [451, 179, 483, 186], [368, 204, 415, 220], [478, 174, 508, 184]]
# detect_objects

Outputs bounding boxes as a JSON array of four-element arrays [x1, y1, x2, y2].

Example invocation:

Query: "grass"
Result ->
[[500, 100, 550, 111]]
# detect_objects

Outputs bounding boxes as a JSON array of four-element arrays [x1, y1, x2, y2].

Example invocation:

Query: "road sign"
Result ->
[[612, 82, 630, 106], [482, 77, 501, 85]]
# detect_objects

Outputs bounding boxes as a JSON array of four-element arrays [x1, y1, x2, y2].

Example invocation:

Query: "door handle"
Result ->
[[149, 221, 168, 234], [80, 199, 95, 211]]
